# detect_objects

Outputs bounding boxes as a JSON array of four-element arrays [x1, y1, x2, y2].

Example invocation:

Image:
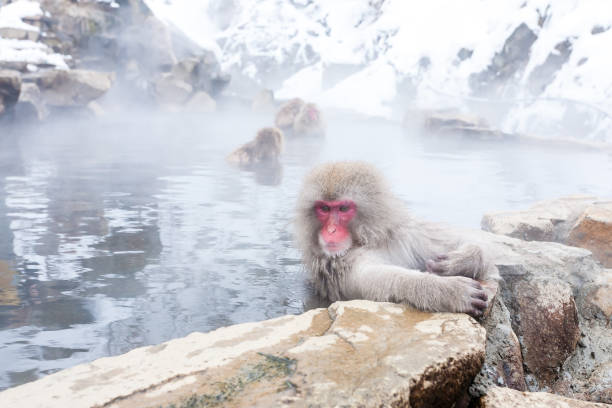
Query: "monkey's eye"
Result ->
[[319, 205, 330, 213], [339, 205, 350, 212]]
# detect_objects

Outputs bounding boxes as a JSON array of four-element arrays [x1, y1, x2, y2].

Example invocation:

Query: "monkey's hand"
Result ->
[[345, 263, 488, 317], [425, 244, 488, 280], [439, 276, 488, 317]]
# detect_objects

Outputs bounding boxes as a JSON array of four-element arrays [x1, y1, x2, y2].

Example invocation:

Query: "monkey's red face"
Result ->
[[308, 108, 319, 121], [314, 200, 356, 256]]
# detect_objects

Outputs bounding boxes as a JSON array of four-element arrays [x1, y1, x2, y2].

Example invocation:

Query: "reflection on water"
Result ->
[[0, 110, 611, 390]]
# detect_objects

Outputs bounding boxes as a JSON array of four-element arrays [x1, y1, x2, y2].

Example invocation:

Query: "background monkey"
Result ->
[[227, 127, 284, 167], [293, 103, 325, 137], [295, 161, 498, 317], [274, 98, 305, 131]]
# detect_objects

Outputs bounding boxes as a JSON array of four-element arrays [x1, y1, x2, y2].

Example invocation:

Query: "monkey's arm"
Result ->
[[425, 244, 500, 281], [344, 259, 488, 316]]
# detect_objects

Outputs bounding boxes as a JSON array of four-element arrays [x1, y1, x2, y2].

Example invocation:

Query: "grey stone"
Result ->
[[27, 69, 114, 107], [0, 69, 22, 116]]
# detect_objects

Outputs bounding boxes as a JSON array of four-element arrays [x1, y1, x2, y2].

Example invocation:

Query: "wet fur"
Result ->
[[293, 103, 325, 137], [227, 127, 284, 167], [295, 161, 498, 315], [274, 98, 305, 130]]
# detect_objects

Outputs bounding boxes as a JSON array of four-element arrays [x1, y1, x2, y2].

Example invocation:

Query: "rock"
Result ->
[[171, 52, 231, 96], [27, 69, 114, 107], [0, 26, 39, 41], [528, 39, 573, 95], [584, 362, 612, 403], [14, 82, 49, 120], [0, 301, 486, 408], [86, 100, 105, 117], [513, 278, 580, 387], [39, 0, 118, 54], [458, 228, 611, 400], [471, 296, 527, 395], [482, 195, 597, 242], [587, 270, 612, 320], [567, 202, 612, 268], [0, 69, 22, 116], [470, 22, 538, 97], [152, 73, 193, 106], [121, 15, 177, 71], [482, 197, 612, 268], [477, 386, 609, 407], [184, 91, 216, 113]]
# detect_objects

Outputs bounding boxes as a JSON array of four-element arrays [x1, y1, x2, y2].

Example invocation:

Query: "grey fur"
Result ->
[[295, 161, 499, 316]]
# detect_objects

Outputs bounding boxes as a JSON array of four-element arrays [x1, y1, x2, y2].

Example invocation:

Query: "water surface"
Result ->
[[1, 110, 611, 389]]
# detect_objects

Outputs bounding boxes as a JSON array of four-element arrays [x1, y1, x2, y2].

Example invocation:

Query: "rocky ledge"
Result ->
[[482, 195, 612, 268], [0, 301, 486, 408]]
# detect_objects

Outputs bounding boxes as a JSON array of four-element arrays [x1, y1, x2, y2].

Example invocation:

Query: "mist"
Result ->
[[1, 0, 612, 395]]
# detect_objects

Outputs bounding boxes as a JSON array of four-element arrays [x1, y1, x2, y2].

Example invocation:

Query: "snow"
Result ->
[[0, 1, 69, 70], [1, 0, 610, 141], [0, 37, 69, 70], [144, 0, 221, 56], [142, 0, 612, 142], [0, 0, 41, 32]]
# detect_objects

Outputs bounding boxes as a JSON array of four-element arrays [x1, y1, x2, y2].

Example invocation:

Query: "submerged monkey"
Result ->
[[274, 98, 305, 131], [295, 161, 497, 317], [227, 127, 284, 167], [293, 103, 325, 137]]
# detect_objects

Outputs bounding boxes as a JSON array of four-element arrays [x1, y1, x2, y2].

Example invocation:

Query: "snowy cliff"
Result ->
[[146, 0, 612, 142]]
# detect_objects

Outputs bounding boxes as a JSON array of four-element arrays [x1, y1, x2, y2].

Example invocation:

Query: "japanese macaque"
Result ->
[[295, 161, 498, 317], [227, 127, 284, 167], [293, 103, 325, 137], [274, 98, 305, 131]]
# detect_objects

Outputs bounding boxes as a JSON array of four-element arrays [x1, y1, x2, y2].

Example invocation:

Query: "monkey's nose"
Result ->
[[327, 225, 337, 234]]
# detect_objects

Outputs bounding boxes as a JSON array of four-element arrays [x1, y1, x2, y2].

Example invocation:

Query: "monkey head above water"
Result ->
[[226, 127, 284, 167], [295, 161, 498, 317], [274, 98, 305, 131], [293, 103, 325, 137]]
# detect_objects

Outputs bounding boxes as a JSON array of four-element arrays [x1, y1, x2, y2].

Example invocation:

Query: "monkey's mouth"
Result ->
[[319, 236, 352, 257]]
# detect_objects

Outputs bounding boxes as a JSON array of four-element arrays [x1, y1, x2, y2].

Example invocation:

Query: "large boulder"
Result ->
[[26, 69, 114, 107], [513, 278, 580, 387], [478, 386, 609, 408], [482, 196, 612, 268], [567, 202, 612, 268], [0, 69, 21, 116], [171, 52, 231, 96], [461, 228, 611, 401], [120, 15, 177, 72], [0, 301, 486, 408], [481, 195, 597, 242], [14, 82, 49, 120], [152, 73, 193, 106]]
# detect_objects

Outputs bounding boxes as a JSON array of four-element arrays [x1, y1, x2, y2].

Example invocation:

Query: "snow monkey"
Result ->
[[295, 161, 498, 317], [293, 102, 325, 137], [274, 98, 305, 131], [227, 127, 284, 167]]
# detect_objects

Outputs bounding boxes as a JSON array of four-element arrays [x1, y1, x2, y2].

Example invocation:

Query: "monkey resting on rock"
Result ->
[[295, 161, 498, 317]]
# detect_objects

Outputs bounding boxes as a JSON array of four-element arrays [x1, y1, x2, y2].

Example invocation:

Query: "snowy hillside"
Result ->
[[146, 0, 612, 142]]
